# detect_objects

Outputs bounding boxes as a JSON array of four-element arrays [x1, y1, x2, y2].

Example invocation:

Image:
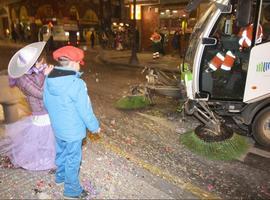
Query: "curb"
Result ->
[[99, 53, 180, 73], [99, 54, 144, 69], [0, 41, 25, 49]]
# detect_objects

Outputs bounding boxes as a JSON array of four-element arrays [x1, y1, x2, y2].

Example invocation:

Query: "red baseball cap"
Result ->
[[53, 45, 85, 65]]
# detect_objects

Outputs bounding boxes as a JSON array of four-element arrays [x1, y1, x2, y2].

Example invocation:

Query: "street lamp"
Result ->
[[129, 0, 139, 65]]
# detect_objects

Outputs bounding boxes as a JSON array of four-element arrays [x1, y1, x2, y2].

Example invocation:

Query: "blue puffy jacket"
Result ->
[[43, 67, 99, 142]]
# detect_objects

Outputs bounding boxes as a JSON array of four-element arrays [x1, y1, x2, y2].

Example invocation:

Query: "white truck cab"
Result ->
[[183, 0, 270, 147]]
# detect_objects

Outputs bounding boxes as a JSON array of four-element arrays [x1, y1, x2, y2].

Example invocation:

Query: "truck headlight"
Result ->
[[76, 32, 80, 36], [65, 32, 69, 36]]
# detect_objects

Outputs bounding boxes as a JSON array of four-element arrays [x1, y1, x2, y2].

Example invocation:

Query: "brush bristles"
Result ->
[[180, 131, 250, 161], [115, 96, 151, 110]]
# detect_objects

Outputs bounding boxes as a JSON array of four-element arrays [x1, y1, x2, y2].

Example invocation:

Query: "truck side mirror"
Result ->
[[236, 0, 252, 27], [202, 37, 217, 45]]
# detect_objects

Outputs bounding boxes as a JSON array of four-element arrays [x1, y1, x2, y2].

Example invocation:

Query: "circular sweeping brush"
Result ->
[[115, 95, 151, 110], [180, 124, 250, 161]]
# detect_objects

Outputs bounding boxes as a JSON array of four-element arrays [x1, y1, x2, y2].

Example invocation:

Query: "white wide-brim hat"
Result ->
[[8, 41, 46, 78]]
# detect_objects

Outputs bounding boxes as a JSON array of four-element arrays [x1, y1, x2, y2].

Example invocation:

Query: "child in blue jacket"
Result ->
[[43, 45, 100, 198]]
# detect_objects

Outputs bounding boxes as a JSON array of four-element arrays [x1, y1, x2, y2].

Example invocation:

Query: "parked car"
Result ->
[[38, 24, 80, 50]]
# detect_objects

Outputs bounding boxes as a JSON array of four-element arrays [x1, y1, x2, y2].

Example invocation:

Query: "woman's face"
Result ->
[[35, 57, 45, 68]]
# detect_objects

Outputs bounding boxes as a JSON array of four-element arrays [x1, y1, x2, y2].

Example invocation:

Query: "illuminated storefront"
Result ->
[[0, 8, 9, 39], [124, 0, 204, 52], [2, 0, 122, 42]]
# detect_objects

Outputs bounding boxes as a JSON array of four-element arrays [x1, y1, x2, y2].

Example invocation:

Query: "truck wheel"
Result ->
[[252, 107, 270, 148]]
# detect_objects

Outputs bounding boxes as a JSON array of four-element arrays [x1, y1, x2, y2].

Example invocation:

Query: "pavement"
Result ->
[[0, 39, 26, 49], [0, 39, 183, 73], [95, 47, 182, 73]]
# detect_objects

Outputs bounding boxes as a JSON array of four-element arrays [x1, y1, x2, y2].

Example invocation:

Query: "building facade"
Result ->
[[124, 0, 204, 53], [0, 0, 208, 54], [0, 0, 122, 41]]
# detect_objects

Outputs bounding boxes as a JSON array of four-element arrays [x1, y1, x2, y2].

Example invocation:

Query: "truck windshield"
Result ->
[[185, 3, 217, 70]]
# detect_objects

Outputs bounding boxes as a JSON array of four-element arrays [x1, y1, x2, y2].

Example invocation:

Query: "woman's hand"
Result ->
[[44, 65, 54, 75]]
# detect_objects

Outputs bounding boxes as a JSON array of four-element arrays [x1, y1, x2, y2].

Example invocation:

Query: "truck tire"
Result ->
[[252, 107, 270, 148]]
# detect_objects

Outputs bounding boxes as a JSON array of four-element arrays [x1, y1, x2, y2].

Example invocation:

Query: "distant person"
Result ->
[[159, 30, 165, 55], [85, 30, 91, 45], [17, 23, 25, 42], [11, 23, 17, 43], [90, 31, 95, 48], [101, 31, 108, 48], [115, 33, 123, 50], [172, 30, 181, 57], [30, 22, 38, 42], [135, 27, 140, 52], [150, 30, 162, 59], [43, 46, 100, 198], [0, 42, 56, 171]]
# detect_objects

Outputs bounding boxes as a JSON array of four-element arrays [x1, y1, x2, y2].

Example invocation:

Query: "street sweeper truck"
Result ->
[[182, 0, 270, 147]]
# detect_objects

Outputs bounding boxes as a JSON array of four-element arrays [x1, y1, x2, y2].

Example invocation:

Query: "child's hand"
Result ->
[[94, 128, 101, 134], [87, 128, 101, 142], [44, 65, 54, 75]]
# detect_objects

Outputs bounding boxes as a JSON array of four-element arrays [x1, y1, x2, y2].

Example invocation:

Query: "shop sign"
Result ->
[[124, 0, 159, 5], [160, 0, 189, 3], [130, 4, 141, 20]]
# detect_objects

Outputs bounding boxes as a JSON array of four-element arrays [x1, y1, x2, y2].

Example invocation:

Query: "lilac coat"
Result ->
[[14, 73, 47, 115]]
